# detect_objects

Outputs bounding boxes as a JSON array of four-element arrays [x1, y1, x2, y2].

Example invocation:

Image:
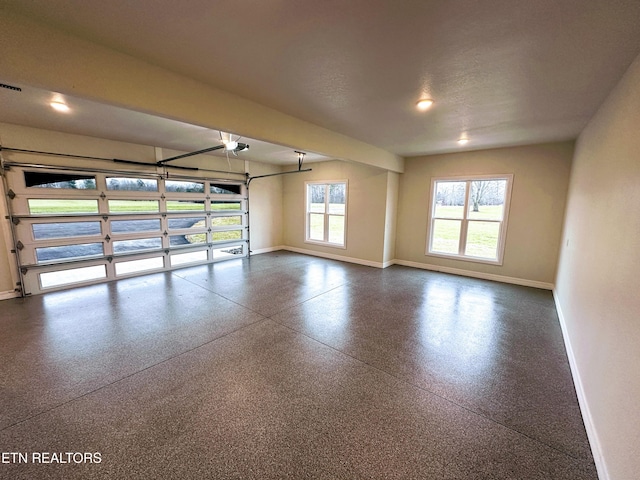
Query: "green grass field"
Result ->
[[28, 199, 240, 214], [28, 199, 244, 244], [185, 219, 243, 243], [431, 204, 503, 258], [434, 204, 504, 221], [309, 204, 345, 244]]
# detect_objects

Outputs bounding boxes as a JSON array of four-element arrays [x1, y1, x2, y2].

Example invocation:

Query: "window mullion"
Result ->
[[459, 181, 471, 255], [324, 185, 330, 242]]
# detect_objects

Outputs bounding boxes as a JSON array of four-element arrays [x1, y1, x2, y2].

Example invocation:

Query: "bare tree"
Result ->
[[471, 181, 489, 212]]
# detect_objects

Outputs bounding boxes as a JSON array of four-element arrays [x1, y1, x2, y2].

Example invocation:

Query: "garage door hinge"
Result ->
[[102, 216, 109, 221], [100, 192, 106, 199], [107, 256, 113, 263], [105, 235, 111, 242], [7, 189, 16, 199], [16, 240, 24, 250], [20, 267, 28, 275], [11, 217, 20, 225], [163, 231, 168, 236]]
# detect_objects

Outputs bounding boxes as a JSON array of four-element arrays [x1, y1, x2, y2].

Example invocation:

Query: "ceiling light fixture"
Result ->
[[457, 137, 469, 146], [50, 101, 70, 113], [416, 98, 434, 111]]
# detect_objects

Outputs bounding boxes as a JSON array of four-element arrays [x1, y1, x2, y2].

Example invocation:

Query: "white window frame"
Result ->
[[305, 180, 348, 248], [426, 174, 513, 265]]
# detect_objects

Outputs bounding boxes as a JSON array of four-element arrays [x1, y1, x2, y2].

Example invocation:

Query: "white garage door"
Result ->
[[3, 164, 248, 295]]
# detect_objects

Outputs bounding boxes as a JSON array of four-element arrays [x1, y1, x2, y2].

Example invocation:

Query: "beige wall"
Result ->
[[555, 54, 640, 480], [395, 142, 574, 286], [383, 172, 400, 265], [282, 160, 393, 266], [247, 162, 284, 252], [0, 123, 284, 296]]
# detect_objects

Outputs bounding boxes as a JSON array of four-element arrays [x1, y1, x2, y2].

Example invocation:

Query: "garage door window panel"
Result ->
[[166, 200, 205, 212], [111, 219, 161, 234], [211, 215, 242, 227], [170, 250, 209, 267], [32, 221, 102, 240], [211, 201, 243, 211], [170, 234, 206, 247], [115, 256, 165, 276], [25, 171, 97, 190], [165, 180, 204, 193], [108, 199, 160, 213], [28, 199, 99, 215], [106, 177, 158, 192], [6, 166, 249, 294], [112, 237, 163, 254], [40, 265, 107, 289], [36, 242, 104, 263], [168, 216, 206, 230], [210, 183, 242, 195]]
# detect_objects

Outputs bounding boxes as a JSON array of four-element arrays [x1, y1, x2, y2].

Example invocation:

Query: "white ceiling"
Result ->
[[0, 83, 328, 166], [1, 0, 639, 163]]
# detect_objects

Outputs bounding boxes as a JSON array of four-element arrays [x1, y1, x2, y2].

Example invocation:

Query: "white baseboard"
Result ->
[[260, 245, 554, 290], [0, 290, 19, 301], [260, 249, 555, 288], [393, 259, 554, 290], [249, 245, 287, 255], [282, 246, 386, 268], [553, 291, 608, 480]]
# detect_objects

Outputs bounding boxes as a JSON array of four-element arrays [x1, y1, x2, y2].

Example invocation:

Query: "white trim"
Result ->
[[553, 291, 608, 480], [250, 245, 287, 255], [253, 247, 393, 269], [304, 180, 348, 248], [0, 290, 19, 300], [283, 246, 385, 268], [393, 259, 554, 290], [426, 174, 513, 265], [304, 238, 348, 250], [272, 250, 555, 288], [0, 173, 21, 294]]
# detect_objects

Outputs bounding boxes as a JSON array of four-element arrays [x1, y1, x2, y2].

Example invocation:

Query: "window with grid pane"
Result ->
[[305, 181, 347, 247], [427, 175, 512, 264]]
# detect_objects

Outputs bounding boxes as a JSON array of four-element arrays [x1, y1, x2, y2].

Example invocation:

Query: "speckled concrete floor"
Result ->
[[0, 252, 596, 479]]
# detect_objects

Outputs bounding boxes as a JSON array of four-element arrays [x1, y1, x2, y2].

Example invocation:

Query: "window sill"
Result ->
[[426, 251, 504, 266], [304, 239, 347, 250]]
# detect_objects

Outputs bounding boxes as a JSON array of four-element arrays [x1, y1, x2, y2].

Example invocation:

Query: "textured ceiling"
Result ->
[[1, 0, 640, 160]]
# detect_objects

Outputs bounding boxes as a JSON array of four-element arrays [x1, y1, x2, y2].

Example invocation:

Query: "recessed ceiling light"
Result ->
[[416, 99, 434, 111], [457, 137, 469, 146], [50, 101, 70, 113]]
